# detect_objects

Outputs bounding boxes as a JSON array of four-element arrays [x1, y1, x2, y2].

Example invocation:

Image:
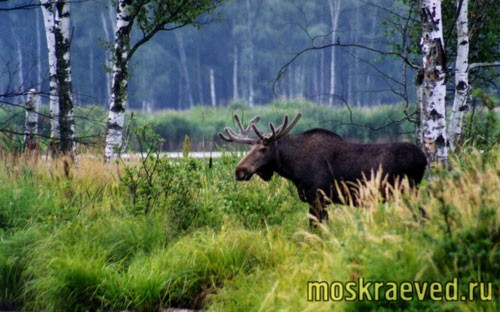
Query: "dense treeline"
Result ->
[[1, 99, 499, 153], [0, 0, 405, 109]]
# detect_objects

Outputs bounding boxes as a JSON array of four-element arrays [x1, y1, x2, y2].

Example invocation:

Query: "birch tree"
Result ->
[[419, 0, 448, 167], [40, 0, 76, 156], [104, 0, 132, 160], [54, 0, 76, 155], [244, 0, 255, 107], [40, 0, 59, 152], [104, 0, 227, 160], [175, 31, 194, 108], [447, 0, 469, 152], [23, 89, 40, 150], [328, 0, 341, 106]]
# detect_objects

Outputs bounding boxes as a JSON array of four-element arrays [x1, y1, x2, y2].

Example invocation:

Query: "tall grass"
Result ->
[[209, 151, 500, 312], [0, 143, 498, 310]]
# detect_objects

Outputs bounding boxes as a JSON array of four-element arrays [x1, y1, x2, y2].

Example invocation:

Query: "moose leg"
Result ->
[[308, 203, 329, 227], [308, 205, 321, 227], [307, 189, 331, 227]]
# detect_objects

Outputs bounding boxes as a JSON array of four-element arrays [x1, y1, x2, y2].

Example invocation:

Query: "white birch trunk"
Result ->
[[104, 0, 132, 160], [245, 0, 254, 107], [415, 69, 424, 149], [197, 50, 205, 104], [319, 49, 325, 103], [40, 0, 60, 150], [448, 0, 469, 152], [54, 0, 76, 155], [232, 46, 239, 100], [210, 68, 216, 107], [420, 0, 448, 166], [348, 3, 360, 106], [24, 89, 40, 150], [13, 33, 24, 96], [175, 32, 194, 108], [328, 0, 340, 106], [36, 9, 43, 88], [101, 10, 115, 106]]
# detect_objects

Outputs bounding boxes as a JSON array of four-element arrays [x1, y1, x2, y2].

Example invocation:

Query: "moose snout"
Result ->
[[235, 166, 253, 181]]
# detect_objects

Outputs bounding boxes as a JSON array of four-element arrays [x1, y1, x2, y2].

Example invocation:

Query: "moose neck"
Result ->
[[271, 135, 301, 181]]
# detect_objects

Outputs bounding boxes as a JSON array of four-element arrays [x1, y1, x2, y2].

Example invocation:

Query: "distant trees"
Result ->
[[104, 0, 227, 160], [2, 0, 431, 111]]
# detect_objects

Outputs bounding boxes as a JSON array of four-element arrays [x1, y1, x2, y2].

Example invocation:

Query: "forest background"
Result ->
[[3, 0, 489, 110]]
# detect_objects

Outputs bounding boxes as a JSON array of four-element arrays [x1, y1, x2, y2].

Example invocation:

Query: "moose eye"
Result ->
[[258, 146, 268, 153]]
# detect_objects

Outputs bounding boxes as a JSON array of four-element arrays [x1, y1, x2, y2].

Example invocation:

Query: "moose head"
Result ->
[[218, 113, 302, 182]]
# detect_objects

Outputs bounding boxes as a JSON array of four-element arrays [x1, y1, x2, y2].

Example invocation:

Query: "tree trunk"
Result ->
[[210, 68, 216, 107], [348, 2, 360, 106], [104, 0, 133, 161], [419, 0, 448, 167], [415, 69, 424, 149], [23, 89, 40, 151], [54, 0, 76, 155], [36, 9, 43, 89], [245, 0, 254, 106], [40, 0, 60, 154], [196, 47, 205, 105], [175, 32, 194, 108], [12, 30, 24, 95], [101, 9, 115, 106], [319, 49, 325, 103], [328, 0, 340, 106], [448, 0, 469, 152], [232, 46, 239, 100]]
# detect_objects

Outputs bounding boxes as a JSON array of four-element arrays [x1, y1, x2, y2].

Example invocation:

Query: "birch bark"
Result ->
[[448, 0, 469, 152], [40, 0, 60, 152], [415, 69, 424, 149], [210, 68, 216, 107], [419, 0, 448, 167], [101, 9, 115, 106], [104, 0, 133, 160], [245, 0, 254, 107], [23, 89, 40, 150], [328, 0, 340, 106], [54, 0, 76, 155], [232, 46, 239, 100]]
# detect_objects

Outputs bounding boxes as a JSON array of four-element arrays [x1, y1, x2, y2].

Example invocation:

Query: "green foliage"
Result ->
[[464, 89, 500, 150], [143, 100, 417, 150]]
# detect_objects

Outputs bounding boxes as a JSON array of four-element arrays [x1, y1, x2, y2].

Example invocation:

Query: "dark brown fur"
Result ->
[[235, 128, 427, 224]]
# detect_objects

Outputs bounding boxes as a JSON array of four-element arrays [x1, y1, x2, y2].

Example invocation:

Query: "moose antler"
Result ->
[[252, 112, 302, 144], [219, 113, 302, 145], [218, 114, 261, 144]]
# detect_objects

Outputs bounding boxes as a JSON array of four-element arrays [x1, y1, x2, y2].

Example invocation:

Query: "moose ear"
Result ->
[[256, 165, 274, 181]]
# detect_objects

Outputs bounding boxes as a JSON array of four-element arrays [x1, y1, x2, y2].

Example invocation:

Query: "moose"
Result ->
[[219, 113, 427, 224]]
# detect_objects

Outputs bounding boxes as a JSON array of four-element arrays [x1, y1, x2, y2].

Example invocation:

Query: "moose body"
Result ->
[[219, 114, 427, 224]]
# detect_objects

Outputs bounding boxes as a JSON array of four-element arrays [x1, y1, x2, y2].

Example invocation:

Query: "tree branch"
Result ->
[[469, 61, 500, 70], [273, 41, 420, 96]]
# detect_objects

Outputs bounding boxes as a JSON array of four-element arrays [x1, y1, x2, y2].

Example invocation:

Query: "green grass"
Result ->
[[0, 142, 499, 311]]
